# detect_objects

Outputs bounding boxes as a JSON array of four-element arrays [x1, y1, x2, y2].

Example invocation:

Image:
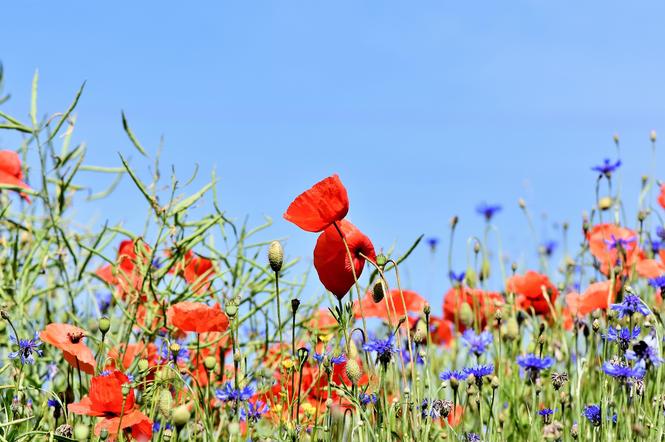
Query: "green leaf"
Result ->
[[30, 69, 38, 128], [121, 111, 148, 157], [47, 81, 85, 144]]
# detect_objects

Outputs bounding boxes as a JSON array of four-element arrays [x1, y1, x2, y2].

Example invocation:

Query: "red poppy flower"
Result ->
[[442, 287, 504, 331], [428, 315, 454, 347], [167, 301, 229, 334], [0, 150, 30, 202], [96, 240, 151, 297], [506, 271, 558, 316], [68, 370, 152, 441], [169, 250, 215, 293], [565, 280, 619, 317], [586, 223, 641, 275], [40, 323, 96, 375], [313, 220, 375, 299], [659, 184, 665, 210], [354, 289, 427, 323], [284, 174, 349, 232], [108, 342, 159, 371]]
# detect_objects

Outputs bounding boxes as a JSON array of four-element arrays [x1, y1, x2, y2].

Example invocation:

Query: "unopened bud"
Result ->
[[138, 358, 149, 372], [204, 356, 216, 371], [73, 423, 89, 441], [345, 359, 362, 385], [121, 383, 131, 397], [372, 279, 385, 303], [450, 216, 459, 228], [518, 198, 526, 209], [598, 196, 612, 211], [225, 302, 238, 318], [172, 404, 190, 428], [291, 298, 301, 313], [650, 130, 657, 142], [98, 316, 111, 334], [268, 240, 284, 272], [375, 254, 387, 268]]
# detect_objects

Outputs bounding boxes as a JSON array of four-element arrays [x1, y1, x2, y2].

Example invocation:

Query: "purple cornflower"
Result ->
[[583, 404, 601, 426], [538, 408, 555, 424], [602, 361, 645, 382], [465, 433, 481, 442], [540, 240, 557, 257], [649, 238, 662, 254], [461, 329, 493, 357], [47, 398, 60, 410], [626, 337, 663, 367], [476, 202, 502, 221], [604, 325, 640, 351], [610, 294, 650, 319], [427, 237, 439, 250], [592, 158, 622, 176], [359, 393, 378, 406], [8, 332, 42, 365], [439, 369, 466, 382], [312, 350, 346, 366], [648, 276, 665, 295], [215, 382, 256, 402], [463, 364, 494, 386], [152, 421, 173, 432], [604, 235, 636, 251], [516, 354, 554, 381], [363, 334, 397, 366], [449, 271, 466, 285], [240, 400, 269, 423]]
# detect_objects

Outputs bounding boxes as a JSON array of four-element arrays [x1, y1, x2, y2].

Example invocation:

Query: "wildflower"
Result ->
[[461, 329, 493, 357], [565, 280, 618, 317], [463, 364, 494, 386], [215, 382, 255, 402], [313, 220, 375, 300], [449, 271, 466, 285], [604, 235, 636, 251], [40, 323, 96, 374], [68, 370, 152, 440], [602, 360, 645, 382], [507, 271, 558, 316], [540, 240, 557, 257], [284, 174, 349, 232], [439, 369, 466, 382], [166, 301, 229, 334], [427, 237, 439, 250], [401, 344, 424, 365], [591, 158, 622, 176], [476, 202, 502, 221], [359, 393, 377, 406], [604, 325, 640, 351], [648, 276, 665, 296], [354, 289, 427, 324], [582, 404, 601, 426], [312, 350, 346, 365], [95, 240, 151, 297], [156, 339, 189, 365], [465, 433, 482, 442], [240, 400, 269, 423], [8, 332, 42, 365], [0, 150, 31, 201], [170, 250, 215, 293], [443, 287, 504, 332], [95, 292, 112, 313], [516, 354, 554, 382], [538, 408, 555, 424], [610, 294, 650, 319], [363, 334, 397, 366], [587, 224, 641, 274], [152, 421, 173, 433], [550, 372, 569, 390], [626, 337, 663, 367]]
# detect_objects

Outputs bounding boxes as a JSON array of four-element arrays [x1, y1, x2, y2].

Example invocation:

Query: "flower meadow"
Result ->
[[2, 73, 665, 442]]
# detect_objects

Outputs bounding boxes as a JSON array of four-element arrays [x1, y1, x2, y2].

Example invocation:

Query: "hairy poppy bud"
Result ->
[[613, 133, 619, 144], [158, 389, 173, 418], [98, 316, 110, 335], [473, 242, 481, 254], [598, 196, 612, 211], [268, 240, 284, 272], [423, 304, 431, 316], [73, 423, 89, 441], [345, 359, 362, 385], [459, 302, 474, 327], [204, 356, 216, 371], [138, 358, 149, 372], [172, 405, 190, 428], [592, 319, 600, 333], [372, 279, 385, 303], [413, 320, 427, 344], [504, 317, 519, 341]]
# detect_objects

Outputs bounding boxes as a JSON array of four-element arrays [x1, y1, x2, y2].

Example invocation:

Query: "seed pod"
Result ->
[[98, 316, 111, 334], [204, 356, 216, 371], [268, 240, 284, 272], [158, 389, 173, 419], [372, 279, 385, 303], [172, 405, 191, 428]]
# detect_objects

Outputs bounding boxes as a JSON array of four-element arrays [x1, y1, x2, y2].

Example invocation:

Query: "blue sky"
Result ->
[[2, 2, 665, 312]]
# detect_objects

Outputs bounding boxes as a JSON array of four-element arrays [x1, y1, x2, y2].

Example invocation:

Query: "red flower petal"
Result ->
[[167, 301, 229, 334], [284, 175, 349, 232]]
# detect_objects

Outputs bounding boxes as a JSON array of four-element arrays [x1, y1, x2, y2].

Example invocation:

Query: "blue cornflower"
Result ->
[[463, 364, 494, 386], [461, 329, 493, 357], [439, 369, 466, 383], [648, 276, 665, 292], [516, 354, 554, 381], [95, 292, 112, 313], [465, 433, 481, 442], [240, 400, 269, 423], [8, 332, 43, 365], [427, 237, 439, 250], [157, 339, 190, 365], [215, 382, 256, 402], [449, 270, 466, 285], [538, 408, 555, 423], [583, 404, 601, 426], [540, 240, 557, 257], [626, 336, 663, 367], [47, 398, 60, 410], [152, 421, 173, 432], [604, 235, 636, 251], [312, 350, 346, 366], [650, 238, 662, 254], [592, 158, 622, 176], [658, 226, 665, 240], [602, 361, 645, 381], [476, 202, 502, 221], [359, 393, 378, 406], [363, 334, 397, 366], [610, 294, 650, 319], [604, 325, 641, 351]]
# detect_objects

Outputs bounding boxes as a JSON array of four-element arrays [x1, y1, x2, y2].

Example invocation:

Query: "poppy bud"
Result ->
[[73, 423, 89, 441], [98, 316, 110, 335], [638, 210, 648, 222], [99, 428, 109, 441], [375, 254, 387, 268], [121, 383, 131, 397], [491, 376, 500, 389], [345, 359, 362, 385], [423, 304, 430, 316], [651, 130, 657, 142], [459, 302, 474, 327], [473, 242, 481, 254], [268, 240, 284, 272], [413, 320, 427, 344], [372, 279, 385, 303], [158, 389, 173, 418], [465, 268, 477, 288], [450, 216, 459, 228], [173, 405, 190, 429], [138, 358, 149, 372], [225, 302, 238, 319], [480, 259, 490, 281], [598, 196, 612, 211], [518, 198, 526, 209], [291, 298, 300, 314], [613, 134, 619, 144], [504, 317, 519, 341], [204, 356, 216, 371]]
